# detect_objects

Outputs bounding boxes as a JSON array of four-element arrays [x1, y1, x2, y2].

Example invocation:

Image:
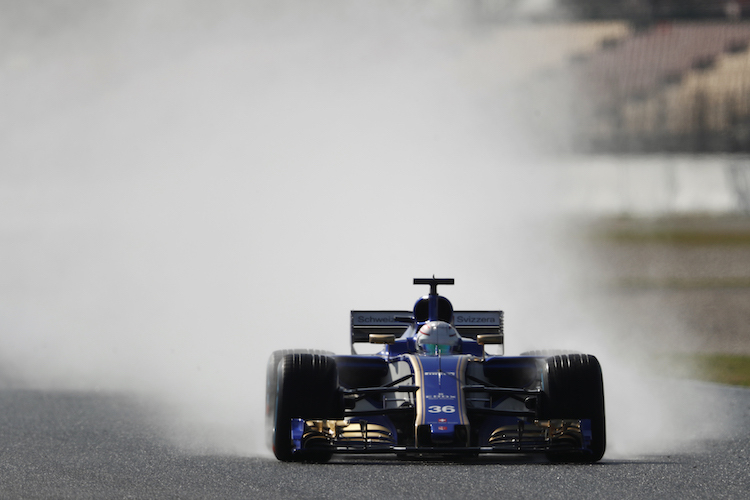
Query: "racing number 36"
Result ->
[[427, 405, 456, 414]]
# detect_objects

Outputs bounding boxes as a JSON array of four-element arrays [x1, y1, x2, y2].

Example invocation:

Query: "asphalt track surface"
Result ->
[[1, 383, 748, 499]]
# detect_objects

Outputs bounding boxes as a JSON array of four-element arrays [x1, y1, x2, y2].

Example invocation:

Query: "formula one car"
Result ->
[[266, 278, 605, 462]]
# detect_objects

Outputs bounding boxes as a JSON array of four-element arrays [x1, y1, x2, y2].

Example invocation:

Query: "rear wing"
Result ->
[[350, 310, 504, 348], [350, 311, 412, 345], [453, 311, 504, 340]]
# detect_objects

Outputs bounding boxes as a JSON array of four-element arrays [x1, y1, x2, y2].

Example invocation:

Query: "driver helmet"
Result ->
[[416, 321, 459, 355]]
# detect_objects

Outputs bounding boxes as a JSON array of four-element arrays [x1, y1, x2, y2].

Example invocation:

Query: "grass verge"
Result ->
[[591, 214, 750, 246], [663, 353, 750, 387]]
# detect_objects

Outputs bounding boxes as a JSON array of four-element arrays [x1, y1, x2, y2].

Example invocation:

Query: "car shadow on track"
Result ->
[[324, 455, 676, 466], [326, 455, 557, 466]]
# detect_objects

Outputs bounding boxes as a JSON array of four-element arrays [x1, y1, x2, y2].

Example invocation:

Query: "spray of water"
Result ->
[[0, 1, 718, 458]]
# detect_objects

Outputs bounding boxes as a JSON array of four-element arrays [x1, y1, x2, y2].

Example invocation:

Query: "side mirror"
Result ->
[[477, 334, 503, 345], [369, 334, 395, 344]]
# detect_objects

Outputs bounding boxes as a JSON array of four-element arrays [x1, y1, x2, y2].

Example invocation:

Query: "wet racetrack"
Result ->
[[1, 382, 748, 499]]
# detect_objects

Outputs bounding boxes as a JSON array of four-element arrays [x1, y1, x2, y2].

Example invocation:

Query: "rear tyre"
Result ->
[[265, 349, 335, 450], [273, 353, 342, 462], [541, 354, 606, 463]]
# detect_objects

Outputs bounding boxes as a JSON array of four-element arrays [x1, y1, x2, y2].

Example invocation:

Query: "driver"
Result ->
[[415, 321, 460, 355]]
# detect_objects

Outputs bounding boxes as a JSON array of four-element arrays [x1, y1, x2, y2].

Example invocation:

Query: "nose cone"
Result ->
[[417, 423, 470, 446]]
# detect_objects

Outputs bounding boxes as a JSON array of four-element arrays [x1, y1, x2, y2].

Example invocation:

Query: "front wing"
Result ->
[[289, 417, 593, 456]]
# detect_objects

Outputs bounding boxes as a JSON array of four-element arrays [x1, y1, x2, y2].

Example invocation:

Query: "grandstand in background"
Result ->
[[471, 1, 750, 153], [573, 21, 750, 153]]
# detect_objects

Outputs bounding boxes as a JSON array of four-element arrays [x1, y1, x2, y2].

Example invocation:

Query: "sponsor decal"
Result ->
[[438, 418, 447, 423], [438, 426, 448, 431], [356, 315, 396, 323], [454, 313, 500, 325], [426, 393, 456, 400], [424, 372, 456, 376], [352, 311, 410, 326]]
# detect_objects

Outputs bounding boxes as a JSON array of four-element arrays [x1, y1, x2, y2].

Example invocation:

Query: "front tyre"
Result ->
[[265, 349, 335, 450], [273, 353, 342, 462], [541, 354, 606, 463]]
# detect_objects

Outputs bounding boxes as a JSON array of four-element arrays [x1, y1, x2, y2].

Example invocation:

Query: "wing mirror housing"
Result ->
[[477, 334, 503, 345], [477, 333, 504, 356]]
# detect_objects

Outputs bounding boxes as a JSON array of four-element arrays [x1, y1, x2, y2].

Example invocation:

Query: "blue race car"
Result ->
[[266, 278, 605, 462]]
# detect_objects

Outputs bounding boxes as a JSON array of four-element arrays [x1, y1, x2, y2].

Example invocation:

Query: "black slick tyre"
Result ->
[[272, 353, 342, 462], [541, 354, 606, 463], [265, 349, 334, 450]]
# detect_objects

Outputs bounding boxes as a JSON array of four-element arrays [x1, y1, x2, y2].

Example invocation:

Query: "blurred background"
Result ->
[[1, 0, 749, 457]]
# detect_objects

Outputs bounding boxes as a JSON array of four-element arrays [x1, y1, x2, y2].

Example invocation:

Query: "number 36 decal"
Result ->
[[427, 405, 456, 414]]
